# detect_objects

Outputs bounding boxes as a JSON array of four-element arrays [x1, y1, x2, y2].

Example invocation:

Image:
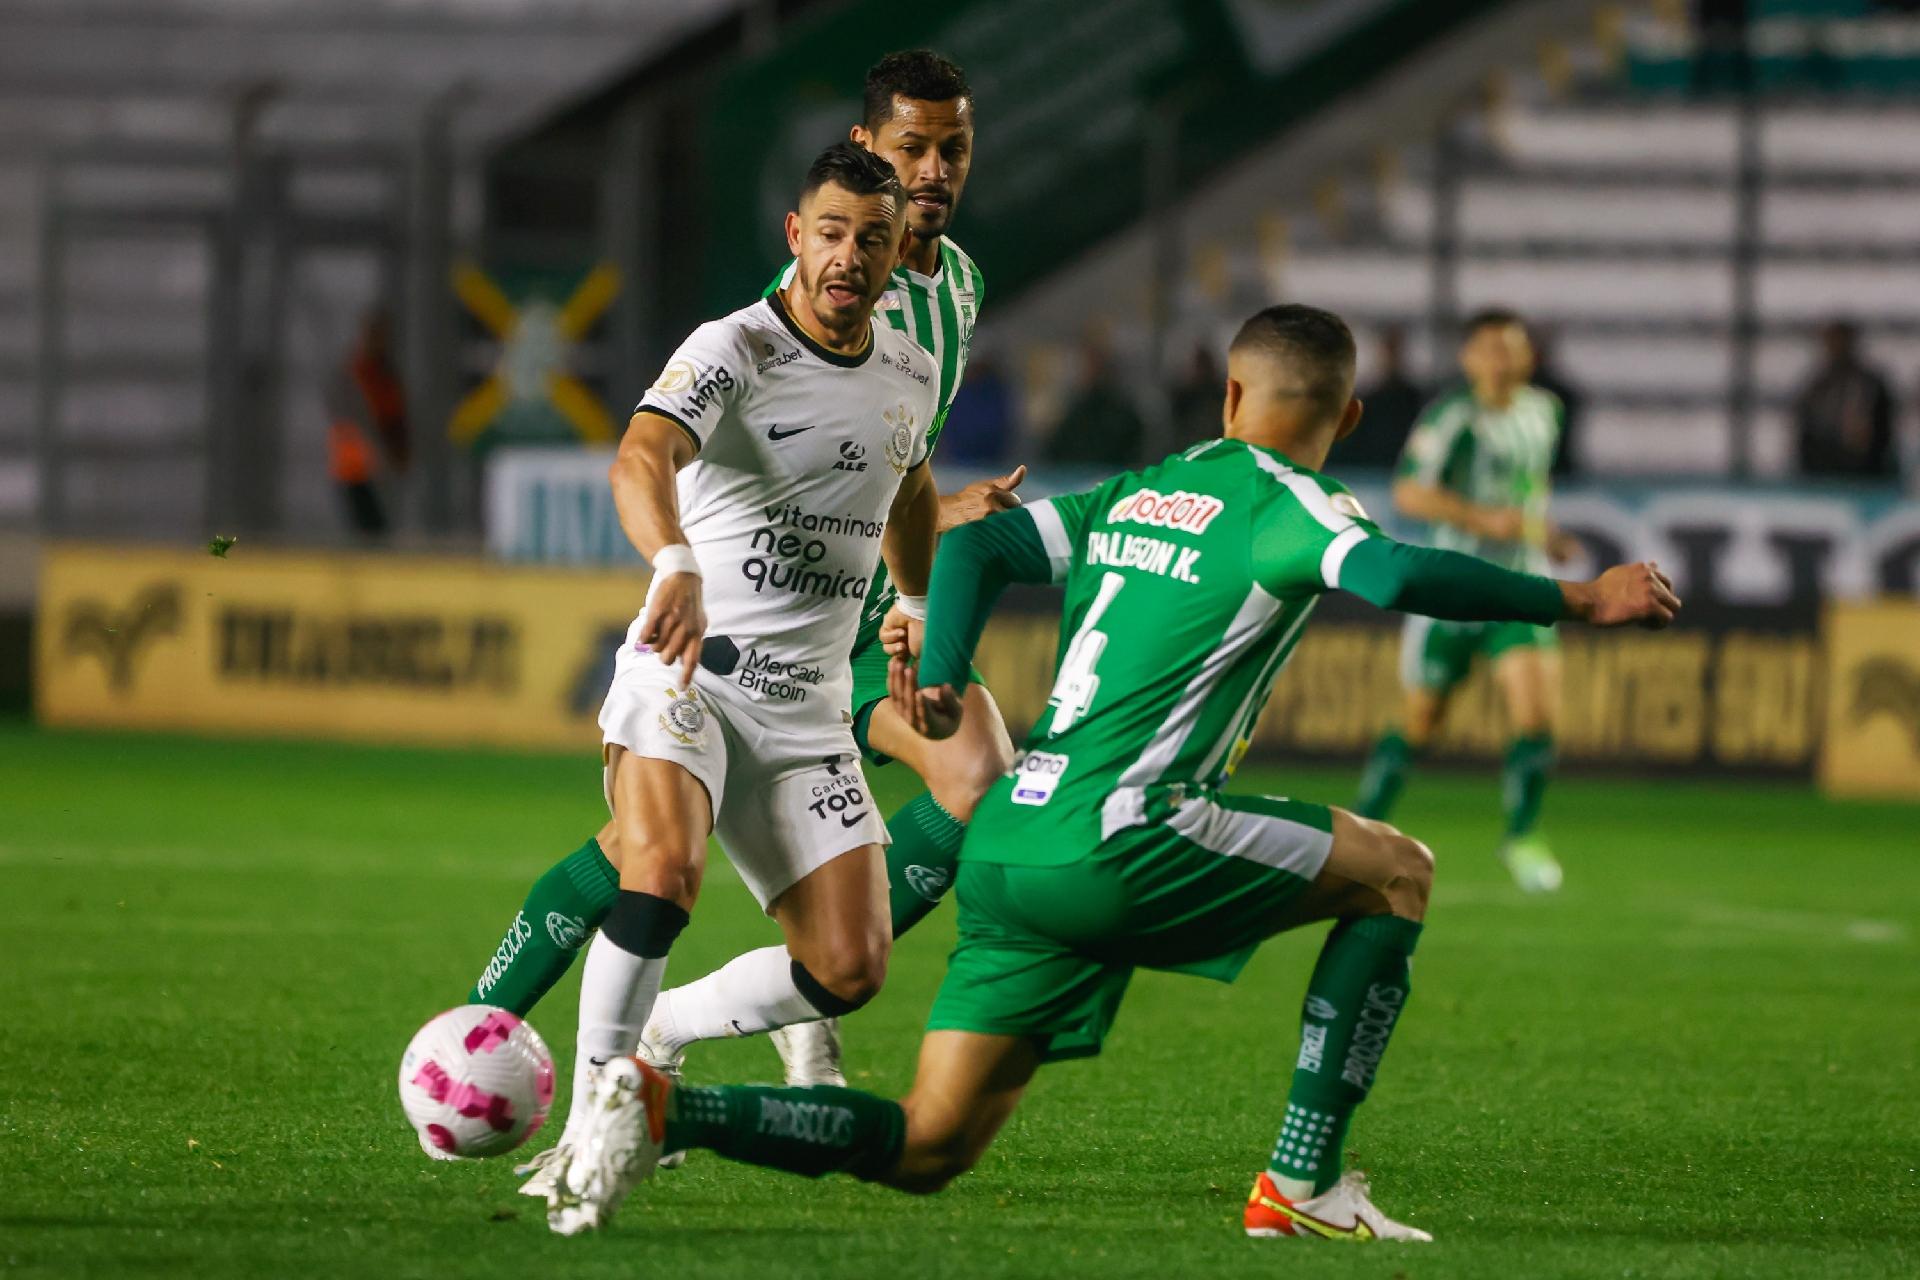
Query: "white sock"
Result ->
[[649, 945, 821, 1057], [562, 932, 669, 1144]]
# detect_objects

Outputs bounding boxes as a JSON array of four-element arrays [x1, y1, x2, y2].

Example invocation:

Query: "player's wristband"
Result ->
[[892, 594, 928, 621], [651, 544, 701, 578]]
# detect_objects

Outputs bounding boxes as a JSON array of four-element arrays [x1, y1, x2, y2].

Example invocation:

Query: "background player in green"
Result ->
[[565, 304, 1681, 1241], [1353, 307, 1583, 893], [460, 49, 1023, 1087]]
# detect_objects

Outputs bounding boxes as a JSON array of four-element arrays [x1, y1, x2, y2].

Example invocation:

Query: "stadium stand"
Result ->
[[0, 0, 743, 541], [989, 0, 1920, 479]]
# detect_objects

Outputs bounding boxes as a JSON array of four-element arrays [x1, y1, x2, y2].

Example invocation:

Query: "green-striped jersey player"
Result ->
[[1354, 308, 1581, 892], [455, 52, 1021, 1090], [593, 304, 1679, 1242]]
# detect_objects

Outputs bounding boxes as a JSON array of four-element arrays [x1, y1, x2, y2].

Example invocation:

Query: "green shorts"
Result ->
[[925, 792, 1334, 1063], [1398, 616, 1558, 693], [848, 621, 983, 768]]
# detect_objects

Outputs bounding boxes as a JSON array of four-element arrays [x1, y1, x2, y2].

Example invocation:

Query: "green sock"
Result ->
[[1501, 733, 1555, 839], [1270, 914, 1423, 1197], [467, 838, 618, 1015], [884, 791, 966, 938], [1354, 731, 1414, 820], [665, 1083, 905, 1181]]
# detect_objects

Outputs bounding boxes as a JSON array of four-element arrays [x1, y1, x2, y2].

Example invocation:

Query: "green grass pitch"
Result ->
[[2, 718, 1916, 1279]]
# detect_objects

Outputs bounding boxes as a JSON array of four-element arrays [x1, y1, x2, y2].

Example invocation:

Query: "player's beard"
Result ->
[[907, 188, 953, 240], [803, 262, 872, 342]]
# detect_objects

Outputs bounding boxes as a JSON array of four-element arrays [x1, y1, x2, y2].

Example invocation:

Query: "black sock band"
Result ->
[[790, 958, 871, 1017], [602, 889, 689, 958]]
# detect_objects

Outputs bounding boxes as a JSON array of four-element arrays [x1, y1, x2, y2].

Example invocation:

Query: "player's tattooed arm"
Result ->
[[612, 410, 705, 684], [937, 463, 1027, 532]]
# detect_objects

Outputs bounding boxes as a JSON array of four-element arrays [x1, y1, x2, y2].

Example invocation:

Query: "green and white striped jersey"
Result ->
[[768, 237, 984, 630], [964, 438, 1386, 860], [1394, 384, 1563, 573]]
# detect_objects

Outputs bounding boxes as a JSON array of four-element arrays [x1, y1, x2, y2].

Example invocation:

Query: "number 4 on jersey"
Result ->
[[1047, 572, 1125, 731]]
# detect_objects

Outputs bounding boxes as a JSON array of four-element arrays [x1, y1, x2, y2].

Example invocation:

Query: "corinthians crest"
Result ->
[[658, 688, 708, 747], [882, 403, 917, 475]]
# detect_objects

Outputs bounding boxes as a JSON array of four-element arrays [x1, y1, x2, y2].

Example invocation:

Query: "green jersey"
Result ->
[[918, 437, 1568, 864], [1394, 384, 1563, 573], [767, 237, 984, 629]]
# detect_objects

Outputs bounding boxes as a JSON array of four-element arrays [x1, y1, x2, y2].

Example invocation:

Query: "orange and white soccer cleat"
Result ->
[[1244, 1169, 1433, 1242], [545, 1057, 673, 1236]]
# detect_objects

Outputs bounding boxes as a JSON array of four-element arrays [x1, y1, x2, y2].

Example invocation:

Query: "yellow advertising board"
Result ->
[[36, 542, 650, 750], [1820, 599, 1920, 798]]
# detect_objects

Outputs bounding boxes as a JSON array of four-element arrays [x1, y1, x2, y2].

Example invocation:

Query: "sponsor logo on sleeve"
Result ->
[[1330, 492, 1369, 521]]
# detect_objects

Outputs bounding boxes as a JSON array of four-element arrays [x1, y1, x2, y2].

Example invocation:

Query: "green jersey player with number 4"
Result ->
[[570, 304, 1681, 1243]]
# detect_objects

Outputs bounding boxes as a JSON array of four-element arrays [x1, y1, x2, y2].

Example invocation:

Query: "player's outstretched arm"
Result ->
[[1392, 478, 1526, 542], [937, 463, 1027, 531], [611, 410, 704, 684], [886, 508, 1055, 739], [1337, 536, 1680, 630]]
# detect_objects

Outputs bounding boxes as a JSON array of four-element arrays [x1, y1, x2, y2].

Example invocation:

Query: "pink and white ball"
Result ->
[[399, 1006, 554, 1160]]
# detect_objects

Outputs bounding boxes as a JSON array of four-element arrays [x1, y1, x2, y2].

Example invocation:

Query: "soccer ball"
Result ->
[[399, 1005, 554, 1160]]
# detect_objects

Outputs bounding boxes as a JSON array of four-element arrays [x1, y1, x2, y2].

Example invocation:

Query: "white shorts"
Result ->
[[596, 639, 887, 911]]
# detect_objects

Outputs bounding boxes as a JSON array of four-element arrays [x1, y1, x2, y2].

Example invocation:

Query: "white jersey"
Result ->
[[634, 290, 936, 725]]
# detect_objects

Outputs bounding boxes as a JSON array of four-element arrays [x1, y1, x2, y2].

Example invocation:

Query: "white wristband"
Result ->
[[651, 544, 701, 579], [892, 594, 928, 621]]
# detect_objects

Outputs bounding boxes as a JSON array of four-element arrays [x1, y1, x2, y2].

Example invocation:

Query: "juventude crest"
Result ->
[[882, 403, 917, 475]]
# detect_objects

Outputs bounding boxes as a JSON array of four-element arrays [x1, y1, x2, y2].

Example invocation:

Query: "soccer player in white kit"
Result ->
[[537, 142, 941, 1235]]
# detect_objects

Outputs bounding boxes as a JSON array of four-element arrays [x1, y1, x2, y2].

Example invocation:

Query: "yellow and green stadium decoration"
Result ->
[[451, 260, 621, 447]]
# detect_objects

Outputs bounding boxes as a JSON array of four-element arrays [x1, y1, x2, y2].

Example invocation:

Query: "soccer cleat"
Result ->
[[514, 1143, 568, 1198], [635, 1019, 689, 1169], [1499, 834, 1564, 894], [771, 1018, 845, 1087], [545, 1057, 670, 1236], [1244, 1170, 1432, 1242]]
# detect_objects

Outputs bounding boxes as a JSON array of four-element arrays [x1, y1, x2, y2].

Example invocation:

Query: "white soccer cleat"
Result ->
[[514, 1143, 568, 1198], [544, 1057, 669, 1236], [1245, 1169, 1432, 1242], [1499, 835, 1564, 894], [635, 1019, 689, 1169], [771, 1018, 845, 1087]]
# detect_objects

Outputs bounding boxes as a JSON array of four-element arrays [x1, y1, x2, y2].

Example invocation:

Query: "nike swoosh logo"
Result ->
[[767, 424, 814, 440], [840, 812, 866, 828], [1266, 1197, 1375, 1242]]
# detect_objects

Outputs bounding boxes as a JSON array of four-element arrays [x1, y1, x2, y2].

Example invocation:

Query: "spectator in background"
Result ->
[[1529, 326, 1585, 477], [936, 353, 1014, 466], [1794, 319, 1898, 479], [1168, 342, 1224, 451], [326, 308, 410, 536], [1340, 324, 1425, 469], [1043, 332, 1146, 467]]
